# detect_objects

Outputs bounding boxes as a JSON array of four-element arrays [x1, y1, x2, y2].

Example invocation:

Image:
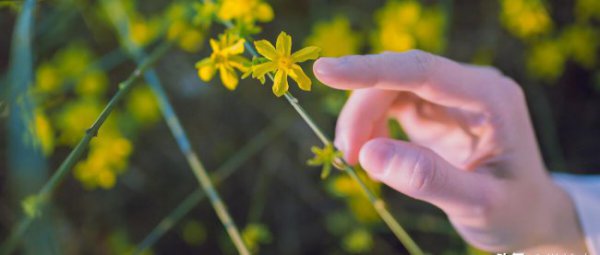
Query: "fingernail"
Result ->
[[360, 140, 396, 177], [314, 58, 338, 76]]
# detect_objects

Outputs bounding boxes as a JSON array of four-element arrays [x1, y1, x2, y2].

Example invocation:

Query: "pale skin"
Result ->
[[313, 50, 588, 253]]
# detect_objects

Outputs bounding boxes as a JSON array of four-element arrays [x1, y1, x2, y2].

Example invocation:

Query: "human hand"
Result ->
[[313, 50, 587, 253]]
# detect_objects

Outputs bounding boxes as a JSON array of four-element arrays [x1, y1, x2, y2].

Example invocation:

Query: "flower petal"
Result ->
[[209, 38, 220, 52], [272, 70, 289, 97], [276, 31, 292, 56], [198, 65, 216, 82], [195, 57, 212, 68], [223, 38, 245, 55], [229, 55, 251, 72], [256, 3, 274, 22], [291, 46, 321, 63], [195, 58, 215, 81], [252, 62, 277, 79], [289, 64, 311, 91], [254, 40, 278, 60], [219, 66, 239, 90]]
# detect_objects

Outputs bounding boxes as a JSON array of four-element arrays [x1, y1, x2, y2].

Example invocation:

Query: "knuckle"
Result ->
[[406, 149, 437, 194], [409, 49, 438, 77]]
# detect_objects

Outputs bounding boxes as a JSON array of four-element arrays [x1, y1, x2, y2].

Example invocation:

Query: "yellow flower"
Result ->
[[252, 31, 321, 96], [241, 223, 272, 254], [576, 0, 600, 22], [500, 0, 552, 40], [217, 0, 273, 23], [126, 85, 160, 125], [34, 111, 55, 156], [75, 71, 109, 97], [305, 16, 362, 57], [195, 33, 250, 90], [560, 25, 599, 69], [328, 170, 381, 224], [74, 133, 132, 189], [56, 43, 94, 79], [193, 2, 217, 28], [129, 16, 161, 47], [35, 63, 63, 93], [342, 228, 373, 254], [166, 2, 206, 53], [55, 99, 103, 145], [371, 0, 446, 53], [527, 40, 565, 81]]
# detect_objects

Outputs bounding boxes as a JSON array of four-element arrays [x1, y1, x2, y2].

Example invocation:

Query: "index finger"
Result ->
[[313, 50, 520, 113]]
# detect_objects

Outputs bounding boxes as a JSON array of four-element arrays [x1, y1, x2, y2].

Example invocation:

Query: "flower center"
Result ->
[[277, 56, 293, 70], [212, 52, 228, 65]]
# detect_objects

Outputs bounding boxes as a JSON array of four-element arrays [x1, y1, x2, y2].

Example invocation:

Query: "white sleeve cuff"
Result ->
[[553, 173, 600, 255]]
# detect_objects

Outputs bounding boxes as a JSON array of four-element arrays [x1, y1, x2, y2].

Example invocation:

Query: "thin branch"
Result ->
[[219, 18, 425, 255], [0, 40, 172, 255], [133, 116, 290, 254]]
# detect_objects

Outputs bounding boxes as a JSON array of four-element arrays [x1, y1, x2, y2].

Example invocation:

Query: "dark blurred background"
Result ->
[[1, 0, 599, 254]]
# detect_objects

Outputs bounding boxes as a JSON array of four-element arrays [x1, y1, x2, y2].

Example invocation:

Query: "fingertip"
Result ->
[[313, 58, 337, 81], [313, 56, 370, 90], [313, 57, 336, 76], [359, 138, 396, 179]]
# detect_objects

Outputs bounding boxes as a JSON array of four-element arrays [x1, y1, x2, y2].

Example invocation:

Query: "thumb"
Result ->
[[359, 138, 501, 217]]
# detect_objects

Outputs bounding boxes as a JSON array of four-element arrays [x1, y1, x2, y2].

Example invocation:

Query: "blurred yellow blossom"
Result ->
[[74, 133, 132, 189], [527, 40, 565, 81], [75, 71, 109, 97], [241, 223, 272, 253], [55, 99, 103, 145], [305, 16, 362, 57], [252, 31, 321, 96], [55, 43, 94, 78], [217, 0, 273, 24], [328, 170, 381, 223], [575, 0, 600, 22], [166, 3, 206, 53], [35, 63, 63, 93], [129, 15, 161, 47], [342, 228, 373, 254], [500, 0, 552, 40], [126, 85, 160, 125], [196, 32, 250, 90], [413, 7, 446, 53], [371, 0, 446, 53], [560, 25, 599, 69], [193, 2, 217, 28], [33, 110, 55, 156]]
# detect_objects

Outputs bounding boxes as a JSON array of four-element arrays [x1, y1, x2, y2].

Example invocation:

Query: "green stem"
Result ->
[[219, 17, 424, 255], [0, 217, 33, 255], [283, 90, 423, 255], [133, 116, 290, 254], [0, 41, 172, 255], [101, 1, 251, 252]]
